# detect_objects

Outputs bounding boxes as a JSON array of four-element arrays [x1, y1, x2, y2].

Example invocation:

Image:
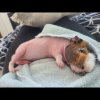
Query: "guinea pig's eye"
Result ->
[[78, 48, 85, 53]]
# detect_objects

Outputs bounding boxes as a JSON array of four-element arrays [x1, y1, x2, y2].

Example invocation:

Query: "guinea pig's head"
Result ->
[[63, 36, 96, 75]]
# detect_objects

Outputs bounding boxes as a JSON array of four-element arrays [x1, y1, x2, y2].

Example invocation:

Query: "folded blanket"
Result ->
[[0, 24, 100, 87]]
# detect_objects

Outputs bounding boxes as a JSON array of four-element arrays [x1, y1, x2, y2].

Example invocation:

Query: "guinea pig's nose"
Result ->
[[78, 72, 87, 76]]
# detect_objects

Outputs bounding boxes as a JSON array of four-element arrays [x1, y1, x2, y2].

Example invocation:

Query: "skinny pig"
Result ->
[[8, 36, 95, 74]]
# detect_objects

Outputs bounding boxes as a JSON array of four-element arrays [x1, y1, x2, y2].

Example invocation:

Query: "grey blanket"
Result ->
[[0, 24, 100, 87]]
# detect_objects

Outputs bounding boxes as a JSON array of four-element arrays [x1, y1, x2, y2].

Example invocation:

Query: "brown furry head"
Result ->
[[64, 36, 89, 69]]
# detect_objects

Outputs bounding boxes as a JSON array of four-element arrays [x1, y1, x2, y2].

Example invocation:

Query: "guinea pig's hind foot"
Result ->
[[8, 61, 15, 73]]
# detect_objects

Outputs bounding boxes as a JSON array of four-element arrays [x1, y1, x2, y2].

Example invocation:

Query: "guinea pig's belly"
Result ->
[[23, 49, 50, 61]]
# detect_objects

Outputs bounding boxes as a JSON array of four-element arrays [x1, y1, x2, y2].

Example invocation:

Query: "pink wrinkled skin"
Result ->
[[9, 37, 70, 72]]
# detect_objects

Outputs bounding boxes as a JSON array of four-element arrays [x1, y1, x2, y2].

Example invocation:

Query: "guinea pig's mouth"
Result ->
[[73, 68, 86, 76], [74, 71, 87, 76], [78, 72, 87, 76]]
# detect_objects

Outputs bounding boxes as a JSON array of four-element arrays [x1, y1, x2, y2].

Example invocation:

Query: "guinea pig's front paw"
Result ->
[[56, 61, 65, 68]]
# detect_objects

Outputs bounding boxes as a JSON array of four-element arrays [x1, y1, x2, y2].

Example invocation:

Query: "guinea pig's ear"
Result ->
[[77, 39, 83, 43], [70, 36, 83, 44]]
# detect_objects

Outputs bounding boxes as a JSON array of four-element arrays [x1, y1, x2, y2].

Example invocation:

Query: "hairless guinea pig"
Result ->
[[9, 36, 95, 74]]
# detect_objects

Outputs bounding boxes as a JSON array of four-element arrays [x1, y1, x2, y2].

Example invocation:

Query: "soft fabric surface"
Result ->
[[70, 12, 100, 42], [0, 24, 100, 87]]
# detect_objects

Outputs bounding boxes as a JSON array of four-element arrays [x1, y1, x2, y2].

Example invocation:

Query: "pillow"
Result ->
[[11, 13, 79, 27]]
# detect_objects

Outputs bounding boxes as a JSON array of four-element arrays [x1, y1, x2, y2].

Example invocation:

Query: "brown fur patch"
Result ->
[[64, 38, 88, 68]]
